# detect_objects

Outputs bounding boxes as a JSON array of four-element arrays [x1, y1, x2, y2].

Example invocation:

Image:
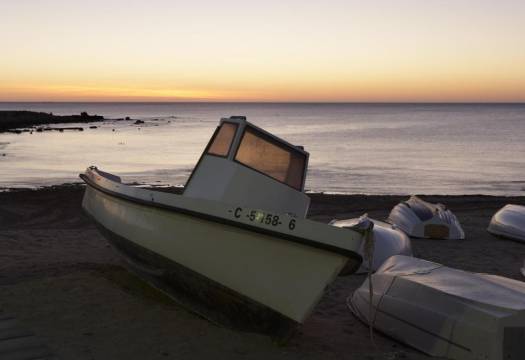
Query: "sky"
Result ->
[[1, 0, 524, 102]]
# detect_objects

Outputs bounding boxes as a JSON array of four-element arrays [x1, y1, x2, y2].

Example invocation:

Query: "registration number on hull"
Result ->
[[229, 207, 296, 230]]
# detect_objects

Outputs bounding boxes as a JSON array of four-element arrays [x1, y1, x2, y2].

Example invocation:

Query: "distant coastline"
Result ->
[[0, 111, 104, 133], [1, 101, 525, 105]]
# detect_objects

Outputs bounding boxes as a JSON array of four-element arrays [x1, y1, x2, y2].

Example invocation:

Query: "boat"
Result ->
[[349, 255, 525, 360], [80, 116, 365, 336], [487, 204, 525, 243], [387, 195, 465, 239], [330, 216, 412, 272]]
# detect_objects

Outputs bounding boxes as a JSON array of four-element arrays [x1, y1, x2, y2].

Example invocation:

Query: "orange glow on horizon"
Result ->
[[1, 1, 525, 102], [2, 75, 524, 103]]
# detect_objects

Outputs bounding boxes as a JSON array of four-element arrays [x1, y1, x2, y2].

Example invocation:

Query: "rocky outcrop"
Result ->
[[0, 111, 104, 132]]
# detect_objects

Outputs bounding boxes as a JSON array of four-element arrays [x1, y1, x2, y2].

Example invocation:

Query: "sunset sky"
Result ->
[[1, 0, 524, 102]]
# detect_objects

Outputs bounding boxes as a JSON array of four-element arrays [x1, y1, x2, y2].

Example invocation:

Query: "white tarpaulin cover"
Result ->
[[387, 196, 465, 240], [330, 216, 412, 273], [488, 204, 525, 243], [349, 255, 525, 360]]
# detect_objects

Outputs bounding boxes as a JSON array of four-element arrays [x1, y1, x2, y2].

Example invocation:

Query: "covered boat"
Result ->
[[387, 195, 464, 239], [80, 116, 364, 336], [349, 255, 525, 360], [487, 204, 525, 243], [330, 216, 412, 272]]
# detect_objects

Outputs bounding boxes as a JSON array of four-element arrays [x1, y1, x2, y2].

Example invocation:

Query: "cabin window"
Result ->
[[235, 127, 306, 190], [207, 122, 238, 157]]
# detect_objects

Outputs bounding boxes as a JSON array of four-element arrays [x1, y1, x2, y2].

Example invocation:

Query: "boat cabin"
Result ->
[[184, 116, 311, 218]]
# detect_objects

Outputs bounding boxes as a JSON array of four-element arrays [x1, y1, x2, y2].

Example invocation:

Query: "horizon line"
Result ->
[[1, 101, 525, 105]]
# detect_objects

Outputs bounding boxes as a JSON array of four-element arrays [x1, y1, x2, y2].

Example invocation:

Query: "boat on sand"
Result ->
[[80, 116, 365, 336], [387, 196, 464, 239], [488, 204, 525, 243], [349, 255, 525, 360], [330, 216, 412, 272]]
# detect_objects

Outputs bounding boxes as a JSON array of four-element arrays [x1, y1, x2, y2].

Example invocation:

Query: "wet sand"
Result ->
[[1, 185, 524, 359]]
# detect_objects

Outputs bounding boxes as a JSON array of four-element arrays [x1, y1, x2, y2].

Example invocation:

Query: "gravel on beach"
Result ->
[[1, 185, 524, 360]]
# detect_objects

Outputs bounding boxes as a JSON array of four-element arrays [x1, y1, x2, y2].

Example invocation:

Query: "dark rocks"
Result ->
[[37, 127, 84, 133], [56, 127, 84, 131], [0, 111, 104, 133], [89, 126, 98, 129], [125, 116, 131, 120], [134, 120, 144, 125]]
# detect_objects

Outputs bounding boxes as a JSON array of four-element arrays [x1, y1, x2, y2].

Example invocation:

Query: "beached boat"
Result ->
[[80, 116, 364, 336], [349, 255, 525, 360], [487, 204, 525, 243], [387, 196, 464, 239], [330, 216, 412, 272]]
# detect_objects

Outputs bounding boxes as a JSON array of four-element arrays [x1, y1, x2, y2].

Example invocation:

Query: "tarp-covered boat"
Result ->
[[488, 204, 525, 243], [349, 255, 525, 360], [387, 195, 464, 239], [81, 116, 365, 336], [330, 216, 412, 272]]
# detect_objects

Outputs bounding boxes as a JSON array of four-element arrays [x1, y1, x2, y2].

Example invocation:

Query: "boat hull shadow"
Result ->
[[95, 221, 297, 337]]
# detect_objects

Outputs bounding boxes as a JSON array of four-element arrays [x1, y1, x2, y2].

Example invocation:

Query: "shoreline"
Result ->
[[1, 181, 523, 198], [1, 185, 524, 359]]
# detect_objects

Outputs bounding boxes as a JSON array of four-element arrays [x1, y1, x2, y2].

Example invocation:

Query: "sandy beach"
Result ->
[[1, 185, 524, 359], [2, 0, 525, 357]]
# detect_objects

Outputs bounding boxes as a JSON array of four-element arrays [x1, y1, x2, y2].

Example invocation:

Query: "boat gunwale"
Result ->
[[79, 173, 363, 262]]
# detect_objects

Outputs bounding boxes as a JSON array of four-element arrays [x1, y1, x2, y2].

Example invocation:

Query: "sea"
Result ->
[[0, 102, 524, 195]]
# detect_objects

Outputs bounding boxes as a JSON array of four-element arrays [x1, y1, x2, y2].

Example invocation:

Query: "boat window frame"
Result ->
[[205, 121, 239, 159], [183, 121, 239, 192], [233, 125, 308, 191]]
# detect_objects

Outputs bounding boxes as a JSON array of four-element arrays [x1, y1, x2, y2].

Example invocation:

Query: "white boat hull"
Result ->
[[488, 204, 525, 243], [330, 217, 412, 272], [388, 196, 465, 240], [350, 255, 525, 360], [81, 168, 363, 334]]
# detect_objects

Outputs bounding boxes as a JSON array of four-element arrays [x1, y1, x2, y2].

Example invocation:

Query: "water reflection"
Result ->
[[0, 103, 524, 195]]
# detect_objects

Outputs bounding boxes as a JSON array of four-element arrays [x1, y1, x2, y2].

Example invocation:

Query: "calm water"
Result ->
[[0, 102, 524, 195]]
